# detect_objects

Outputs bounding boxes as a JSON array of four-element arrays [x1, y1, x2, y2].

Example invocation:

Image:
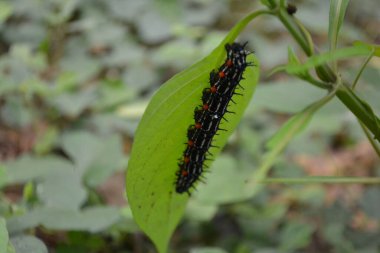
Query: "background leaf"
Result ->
[[7, 207, 121, 234], [194, 155, 252, 204], [4, 155, 73, 185], [190, 248, 228, 253], [37, 169, 87, 210], [0, 218, 9, 253], [60, 131, 128, 185], [353, 41, 380, 57], [359, 187, 380, 219], [0, 165, 7, 188], [9, 235, 48, 253], [0, 2, 12, 25], [253, 80, 324, 113]]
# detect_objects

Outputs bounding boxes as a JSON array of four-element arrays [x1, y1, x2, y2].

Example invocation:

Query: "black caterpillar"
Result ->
[[176, 42, 252, 194]]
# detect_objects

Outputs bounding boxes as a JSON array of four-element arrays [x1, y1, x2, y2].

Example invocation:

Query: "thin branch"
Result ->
[[260, 177, 380, 184], [352, 50, 375, 89]]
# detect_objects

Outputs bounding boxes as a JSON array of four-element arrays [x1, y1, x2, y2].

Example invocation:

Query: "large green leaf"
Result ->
[[126, 12, 262, 253]]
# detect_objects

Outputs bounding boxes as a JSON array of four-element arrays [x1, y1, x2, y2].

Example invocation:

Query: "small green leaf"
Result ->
[[281, 45, 372, 75], [353, 41, 380, 57], [33, 126, 59, 155], [126, 12, 262, 253], [22, 182, 35, 202], [287, 47, 312, 79], [269, 47, 305, 77], [328, 0, 350, 71], [328, 0, 349, 49]]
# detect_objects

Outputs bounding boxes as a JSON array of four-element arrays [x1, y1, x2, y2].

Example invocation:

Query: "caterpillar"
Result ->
[[176, 42, 252, 194]]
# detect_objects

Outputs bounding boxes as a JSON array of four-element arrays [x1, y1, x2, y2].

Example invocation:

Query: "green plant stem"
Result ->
[[301, 75, 331, 89], [293, 17, 315, 55], [277, 8, 312, 56], [336, 83, 380, 140], [352, 50, 374, 89], [359, 121, 380, 157], [260, 177, 380, 184], [276, 8, 336, 82], [350, 53, 380, 156], [273, 5, 380, 141]]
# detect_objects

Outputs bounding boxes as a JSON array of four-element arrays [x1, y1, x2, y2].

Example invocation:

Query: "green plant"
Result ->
[[126, 1, 380, 252]]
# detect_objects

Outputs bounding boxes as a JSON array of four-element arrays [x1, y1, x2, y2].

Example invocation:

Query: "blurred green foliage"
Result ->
[[0, 0, 379, 253]]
